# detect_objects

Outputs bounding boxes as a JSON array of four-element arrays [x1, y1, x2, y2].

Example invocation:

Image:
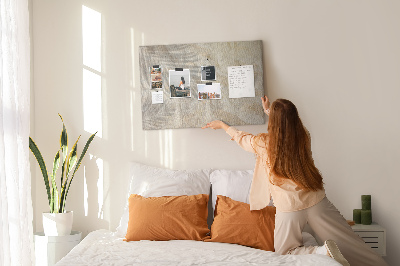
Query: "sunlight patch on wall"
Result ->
[[83, 69, 102, 137], [159, 133, 163, 166], [164, 130, 173, 169], [96, 157, 104, 219], [130, 90, 136, 151], [130, 28, 135, 88], [159, 130, 174, 169], [82, 6, 101, 72], [144, 131, 148, 158], [82, 5, 103, 138], [84, 165, 88, 217]]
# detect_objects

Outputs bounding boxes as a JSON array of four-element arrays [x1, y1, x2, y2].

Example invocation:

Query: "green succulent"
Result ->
[[29, 114, 96, 213]]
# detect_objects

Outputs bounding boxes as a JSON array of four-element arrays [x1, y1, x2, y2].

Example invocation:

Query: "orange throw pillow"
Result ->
[[125, 194, 210, 241], [206, 195, 276, 251]]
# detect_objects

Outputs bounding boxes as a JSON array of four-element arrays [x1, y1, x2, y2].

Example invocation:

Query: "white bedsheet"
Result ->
[[56, 230, 340, 266]]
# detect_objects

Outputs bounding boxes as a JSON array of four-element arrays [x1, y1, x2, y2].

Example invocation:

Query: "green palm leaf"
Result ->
[[52, 151, 60, 189], [59, 137, 79, 212], [30, 115, 96, 213], [59, 114, 68, 188], [50, 180, 59, 213], [67, 138, 79, 175], [61, 132, 97, 212], [29, 137, 51, 207], [51, 151, 60, 212]]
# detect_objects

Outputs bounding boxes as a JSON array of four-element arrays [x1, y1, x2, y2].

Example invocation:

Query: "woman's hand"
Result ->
[[261, 96, 270, 115], [202, 120, 229, 131]]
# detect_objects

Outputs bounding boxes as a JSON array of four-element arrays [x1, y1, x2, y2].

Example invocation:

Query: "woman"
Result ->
[[202, 97, 387, 266], [179, 76, 185, 90]]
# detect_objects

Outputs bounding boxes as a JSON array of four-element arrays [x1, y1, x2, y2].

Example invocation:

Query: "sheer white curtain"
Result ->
[[0, 0, 34, 265]]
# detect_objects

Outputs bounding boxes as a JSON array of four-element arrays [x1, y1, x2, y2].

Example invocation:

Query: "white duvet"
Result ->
[[56, 230, 340, 266]]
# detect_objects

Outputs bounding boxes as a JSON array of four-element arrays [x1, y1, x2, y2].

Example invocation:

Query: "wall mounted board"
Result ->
[[139, 40, 265, 130]]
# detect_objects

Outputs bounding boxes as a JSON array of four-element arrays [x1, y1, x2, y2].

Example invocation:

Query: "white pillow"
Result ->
[[209, 169, 253, 212], [115, 162, 211, 237]]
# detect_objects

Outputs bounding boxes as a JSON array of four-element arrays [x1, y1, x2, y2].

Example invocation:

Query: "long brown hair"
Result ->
[[256, 99, 323, 191]]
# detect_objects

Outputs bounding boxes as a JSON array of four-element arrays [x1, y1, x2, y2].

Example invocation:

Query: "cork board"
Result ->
[[139, 40, 265, 130]]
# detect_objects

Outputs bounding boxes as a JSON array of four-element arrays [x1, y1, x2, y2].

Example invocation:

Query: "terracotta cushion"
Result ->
[[206, 195, 276, 251], [125, 194, 210, 241]]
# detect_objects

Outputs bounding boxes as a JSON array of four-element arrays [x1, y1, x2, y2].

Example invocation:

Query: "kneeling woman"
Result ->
[[203, 97, 387, 266]]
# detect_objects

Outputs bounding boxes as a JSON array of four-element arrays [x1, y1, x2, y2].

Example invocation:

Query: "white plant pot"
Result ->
[[42, 211, 73, 236]]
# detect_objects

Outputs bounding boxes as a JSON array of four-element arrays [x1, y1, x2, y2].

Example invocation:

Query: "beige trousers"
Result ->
[[274, 197, 387, 266]]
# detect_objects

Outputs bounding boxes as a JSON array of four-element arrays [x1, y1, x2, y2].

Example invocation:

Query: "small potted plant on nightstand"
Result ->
[[29, 114, 96, 236]]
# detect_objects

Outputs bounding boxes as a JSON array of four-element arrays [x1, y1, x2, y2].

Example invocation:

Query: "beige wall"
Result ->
[[31, 0, 400, 264]]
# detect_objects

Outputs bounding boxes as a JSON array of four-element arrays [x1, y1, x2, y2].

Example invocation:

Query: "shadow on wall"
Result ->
[[77, 5, 109, 236], [76, 3, 196, 235], [69, 154, 109, 236]]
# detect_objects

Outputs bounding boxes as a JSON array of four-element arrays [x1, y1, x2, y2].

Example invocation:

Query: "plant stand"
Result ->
[[34, 231, 81, 266]]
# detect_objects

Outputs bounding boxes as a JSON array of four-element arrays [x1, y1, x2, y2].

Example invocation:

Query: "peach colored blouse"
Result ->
[[226, 127, 325, 212]]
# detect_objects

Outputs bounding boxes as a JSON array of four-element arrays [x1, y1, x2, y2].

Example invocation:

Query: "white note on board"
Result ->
[[228, 65, 255, 98], [152, 91, 163, 104]]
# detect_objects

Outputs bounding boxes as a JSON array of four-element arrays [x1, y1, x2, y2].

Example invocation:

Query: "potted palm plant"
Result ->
[[29, 114, 96, 236]]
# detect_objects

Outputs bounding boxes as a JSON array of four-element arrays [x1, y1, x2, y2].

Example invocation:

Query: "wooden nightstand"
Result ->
[[351, 222, 386, 256], [34, 231, 81, 266]]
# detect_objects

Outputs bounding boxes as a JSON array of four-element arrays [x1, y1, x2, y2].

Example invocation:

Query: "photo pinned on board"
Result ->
[[201, 66, 216, 81], [197, 83, 221, 100], [151, 66, 162, 89], [169, 69, 191, 98]]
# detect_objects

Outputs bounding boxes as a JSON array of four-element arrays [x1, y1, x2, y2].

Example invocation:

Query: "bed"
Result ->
[[56, 163, 341, 266]]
